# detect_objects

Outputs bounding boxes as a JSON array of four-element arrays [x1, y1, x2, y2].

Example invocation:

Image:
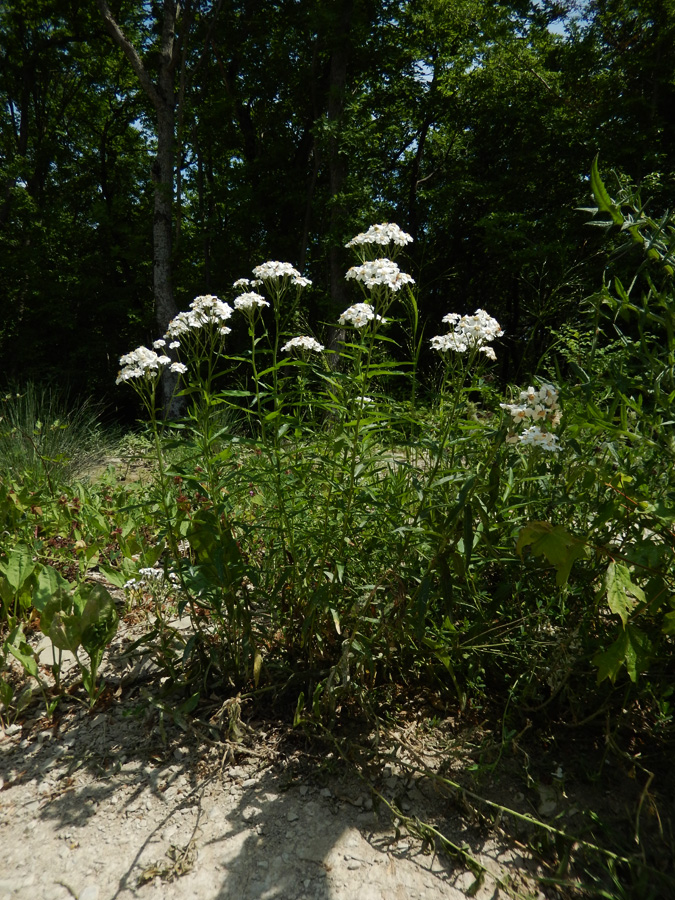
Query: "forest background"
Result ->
[[2, 0, 674, 412]]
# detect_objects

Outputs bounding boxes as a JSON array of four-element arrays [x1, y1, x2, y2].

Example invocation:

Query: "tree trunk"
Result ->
[[96, 0, 183, 415], [326, 0, 354, 316]]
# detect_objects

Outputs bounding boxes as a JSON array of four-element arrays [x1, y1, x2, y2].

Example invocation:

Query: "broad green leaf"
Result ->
[[594, 624, 652, 683], [49, 611, 82, 654], [7, 641, 39, 679], [516, 522, 587, 586], [0, 544, 36, 593], [79, 584, 119, 655], [39, 589, 73, 634], [33, 565, 71, 612], [605, 562, 645, 626]]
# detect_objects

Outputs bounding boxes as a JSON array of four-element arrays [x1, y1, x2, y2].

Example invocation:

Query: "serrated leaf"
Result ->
[[605, 562, 644, 626], [516, 522, 587, 586], [593, 624, 652, 683], [590, 156, 624, 226]]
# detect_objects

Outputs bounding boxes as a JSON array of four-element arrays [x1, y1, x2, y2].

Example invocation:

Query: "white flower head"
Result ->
[[338, 303, 381, 328], [234, 292, 269, 312], [252, 261, 302, 281], [442, 313, 461, 326], [168, 340, 180, 349], [166, 295, 233, 338], [345, 223, 413, 248], [430, 333, 469, 353], [233, 277, 251, 289], [116, 346, 169, 384], [503, 381, 562, 451], [435, 308, 503, 358], [345, 258, 414, 292], [152, 339, 166, 349], [170, 362, 188, 375], [518, 426, 560, 452], [281, 336, 325, 354]]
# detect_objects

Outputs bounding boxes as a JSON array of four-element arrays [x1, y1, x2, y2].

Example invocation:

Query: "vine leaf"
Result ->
[[516, 522, 587, 586], [604, 561, 645, 627]]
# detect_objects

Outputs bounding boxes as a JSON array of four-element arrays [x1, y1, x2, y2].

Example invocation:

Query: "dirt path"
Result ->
[[0, 613, 544, 900]]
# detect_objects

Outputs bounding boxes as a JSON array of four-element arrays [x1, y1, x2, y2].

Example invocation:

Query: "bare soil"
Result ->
[[0, 605, 549, 900]]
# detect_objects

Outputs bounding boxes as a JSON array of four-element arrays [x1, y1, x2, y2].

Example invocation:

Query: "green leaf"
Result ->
[[590, 156, 624, 226], [0, 544, 36, 593], [33, 565, 71, 612], [79, 584, 119, 655], [48, 611, 82, 654], [293, 691, 306, 727], [662, 610, 675, 635], [39, 588, 73, 634], [605, 562, 645, 626], [516, 522, 587, 586], [593, 624, 652, 683]]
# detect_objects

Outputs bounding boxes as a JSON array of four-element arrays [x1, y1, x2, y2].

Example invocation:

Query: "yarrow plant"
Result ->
[[431, 309, 504, 359], [281, 336, 325, 354], [346, 259, 415, 293], [165, 295, 234, 339], [115, 347, 175, 385], [234, 292, 269, 312], [501, 384, 562, 452], [251, 261, 311, 287], [345, 222, 413, 248], [113, 220, 576, 726], [338, 303, 381, 329]]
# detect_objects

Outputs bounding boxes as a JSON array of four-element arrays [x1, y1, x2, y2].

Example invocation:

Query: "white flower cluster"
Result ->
[[165, 294, 234, 338], [345, 223, 413, 248], [338, 303, 381, 328], [234, 292, 269, 312], [345, 258, 415, 292], [501, 384, 561, 452], [124, 567, 180, 593], [281, 336, 325, 353], [116, 346, 171, 384], [518, 426, 561, 451], [431, 309, 503, 358], [251, 261, 312, 287], [233, 277, 262, 290]]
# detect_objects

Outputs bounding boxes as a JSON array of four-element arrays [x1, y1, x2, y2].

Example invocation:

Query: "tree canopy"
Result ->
[[1, 0, 673, 407]]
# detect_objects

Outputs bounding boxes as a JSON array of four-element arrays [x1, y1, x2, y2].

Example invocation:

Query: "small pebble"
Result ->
[[287, 810, 299, 822]]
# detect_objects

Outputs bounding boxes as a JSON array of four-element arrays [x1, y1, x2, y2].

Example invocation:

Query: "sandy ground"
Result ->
[[0, 596, 544, 900]]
